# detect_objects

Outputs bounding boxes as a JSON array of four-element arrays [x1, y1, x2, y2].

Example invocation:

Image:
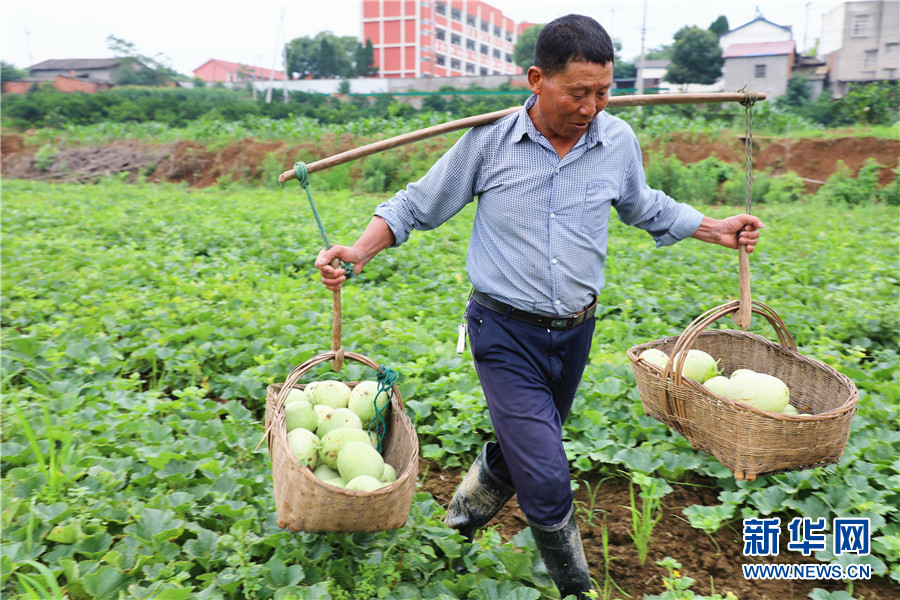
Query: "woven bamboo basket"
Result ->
[[627, 299, 858, 481], [263, 350, 419, 532]]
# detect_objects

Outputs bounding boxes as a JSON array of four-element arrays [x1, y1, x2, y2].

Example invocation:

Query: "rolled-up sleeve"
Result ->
[[613, 135, 704, 247], [374, 130, 483, 247]]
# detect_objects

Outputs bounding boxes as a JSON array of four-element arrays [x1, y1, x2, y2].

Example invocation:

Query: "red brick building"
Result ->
[[2, 58, 118, 94], [362, 0, 529, 78], [192, 59, 285, 84]]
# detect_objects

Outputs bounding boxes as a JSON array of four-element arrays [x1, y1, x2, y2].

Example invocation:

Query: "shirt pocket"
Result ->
[[580, 179, 615, 239]]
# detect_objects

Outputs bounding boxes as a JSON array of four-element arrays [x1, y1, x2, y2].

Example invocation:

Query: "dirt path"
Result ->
[[420, 458, 896, 600]]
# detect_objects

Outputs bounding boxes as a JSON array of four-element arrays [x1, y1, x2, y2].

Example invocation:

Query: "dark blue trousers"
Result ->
[[466, 298, 595, 527]]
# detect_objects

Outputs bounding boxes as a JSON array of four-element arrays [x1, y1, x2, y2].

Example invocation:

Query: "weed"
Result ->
[[624, 471, 672, 565]]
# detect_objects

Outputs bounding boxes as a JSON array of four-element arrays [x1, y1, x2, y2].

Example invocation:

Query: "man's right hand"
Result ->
[[314, 216, 396, 291], [316, 245, 363, 291]]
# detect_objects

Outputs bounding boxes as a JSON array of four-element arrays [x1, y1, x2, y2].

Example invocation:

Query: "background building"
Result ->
[[193, 59, 285, 84], [2, 58, 123, 94], [722, 40, 796, 98], [819, 0, 899, 96], [362, 0, 526, 78]]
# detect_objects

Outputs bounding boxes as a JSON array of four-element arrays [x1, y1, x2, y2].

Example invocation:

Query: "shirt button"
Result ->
[[555, 299, 561, 305], [551, 258, 558, 264], [550, 213, 556, 219]]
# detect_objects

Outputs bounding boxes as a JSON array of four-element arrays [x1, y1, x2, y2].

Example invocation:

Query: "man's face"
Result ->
[[527, 60, 613, 141]]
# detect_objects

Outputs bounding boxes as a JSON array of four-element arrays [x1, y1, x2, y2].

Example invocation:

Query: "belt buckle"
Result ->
[[550, 318, 569, 329]]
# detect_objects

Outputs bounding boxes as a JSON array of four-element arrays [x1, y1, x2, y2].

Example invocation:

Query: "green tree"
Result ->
[[665, 26, 723, 85], [612, 39, 635, 80], [644, 44, 673, 60], [1, 60, 28, 82], [286, 32, 377, 78], [513, 24, 544, 71], [106, 35, 179, 85], [709, 16, 729, 37], [355, 39, 377, 77], [777, 73, 812, 110]]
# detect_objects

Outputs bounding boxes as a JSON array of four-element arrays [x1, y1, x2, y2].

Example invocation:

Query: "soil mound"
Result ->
[[2, 132, 897, 190]]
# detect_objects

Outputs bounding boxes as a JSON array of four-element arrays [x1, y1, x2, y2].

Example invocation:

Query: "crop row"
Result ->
[[1, 179, 897, 598]]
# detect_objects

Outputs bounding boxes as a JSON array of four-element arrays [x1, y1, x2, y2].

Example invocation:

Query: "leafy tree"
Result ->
[[709, 16, 729, 37], [513, 24, 544, 71], [777, 74, 812, 110], [665, 26, 723, 85], [644, 44, 673, 60], [612, 38, 636, 80], [1, 61, 28, 82], [355, 39, 377, 77], [286, 32, 378, 79], [106, 35, 179, 85]]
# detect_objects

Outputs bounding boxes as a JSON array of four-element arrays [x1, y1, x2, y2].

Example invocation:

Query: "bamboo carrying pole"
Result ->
[[277, 92, 766, 184]]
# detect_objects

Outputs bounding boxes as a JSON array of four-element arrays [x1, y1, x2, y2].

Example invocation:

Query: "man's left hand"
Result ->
[[692, 214, 765, 252]]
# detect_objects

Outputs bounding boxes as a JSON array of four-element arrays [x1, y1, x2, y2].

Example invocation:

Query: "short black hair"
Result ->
[[534, 14, 615, 75]]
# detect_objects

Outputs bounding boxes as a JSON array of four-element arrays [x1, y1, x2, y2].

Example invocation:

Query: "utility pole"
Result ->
[[803, 1, 811, 54], [637, 1, 647, 100], [282, 7, 289, 104], [24, 30, 33, 66]]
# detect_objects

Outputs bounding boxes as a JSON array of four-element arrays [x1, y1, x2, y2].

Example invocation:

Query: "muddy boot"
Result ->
[[444, 442, 515, 541], [529, 506, 593, 600]]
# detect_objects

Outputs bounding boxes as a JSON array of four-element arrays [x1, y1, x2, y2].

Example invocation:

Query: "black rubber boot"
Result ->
[[444, 442, 515, 541], [529, 506, 593, 600]]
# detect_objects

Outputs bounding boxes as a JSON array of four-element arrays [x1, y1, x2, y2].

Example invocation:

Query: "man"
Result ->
[[316, 14, 763, 600]]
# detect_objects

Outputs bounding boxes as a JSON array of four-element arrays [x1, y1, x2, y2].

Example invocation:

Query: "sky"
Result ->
[[2, 0, 844, 76]]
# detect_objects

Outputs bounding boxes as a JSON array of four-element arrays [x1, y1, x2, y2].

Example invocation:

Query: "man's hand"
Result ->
[[316, 245, 363, 291], [692, 214, 765, 252], [314, 216, 396, 291]]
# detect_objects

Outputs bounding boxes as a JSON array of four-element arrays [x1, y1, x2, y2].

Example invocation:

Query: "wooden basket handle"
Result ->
[[329, 257, 344, 371], [733, 244, 752, 330], [663, 300, 797, 386]]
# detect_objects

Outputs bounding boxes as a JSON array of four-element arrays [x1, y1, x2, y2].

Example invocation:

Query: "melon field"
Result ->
[[1, 176, 898, 600]]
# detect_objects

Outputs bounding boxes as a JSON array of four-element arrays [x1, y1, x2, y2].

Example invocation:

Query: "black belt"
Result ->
[[471, 291, 597, 330]]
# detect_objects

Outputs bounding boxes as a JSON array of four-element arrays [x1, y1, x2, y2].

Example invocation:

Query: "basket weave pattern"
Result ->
[[627, 301, 858, 480], [264, 350, 419, 532]]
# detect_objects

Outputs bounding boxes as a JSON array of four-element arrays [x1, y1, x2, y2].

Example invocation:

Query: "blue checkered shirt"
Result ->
[[374, 95, 704, 316]]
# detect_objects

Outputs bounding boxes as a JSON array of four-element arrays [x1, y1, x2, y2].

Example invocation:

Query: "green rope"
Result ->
[[370, 365, 398, 453], [294, 162, 354, 280]]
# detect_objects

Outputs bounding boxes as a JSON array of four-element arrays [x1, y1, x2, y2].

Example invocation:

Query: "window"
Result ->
[[754, 64, 766, 78], [436, 2, 446, 15], [862, 50, 877, 71], [466, 38, 475, 50], [451, 7, 461, 21], [493, 25, 501, 38], [505, 53, 513, 63], [465, 62, 475, 74], [480, 67, 489, 75], [436, 54, 446, 66], [466, 14, 476, 27], [480, 44, 489, 56], [451, 58, 461, 70], [851, 14, 871, 36], [451, 33, 461, 46], [886, 43, 899, 55], [480, 20, 489, 33], [436, 28, 445, 41], [493, 48, 501, 59]]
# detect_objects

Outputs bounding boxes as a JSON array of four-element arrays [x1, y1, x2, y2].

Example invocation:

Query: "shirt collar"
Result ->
[[512, 95, 606, 149]]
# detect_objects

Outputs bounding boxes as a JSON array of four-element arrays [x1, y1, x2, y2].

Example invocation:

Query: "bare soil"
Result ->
[[419, 459, 896, 600], [2, 132, 898, 191]]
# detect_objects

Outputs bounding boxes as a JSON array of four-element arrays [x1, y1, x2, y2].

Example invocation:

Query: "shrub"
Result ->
[[815, 159, 882, 205]]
